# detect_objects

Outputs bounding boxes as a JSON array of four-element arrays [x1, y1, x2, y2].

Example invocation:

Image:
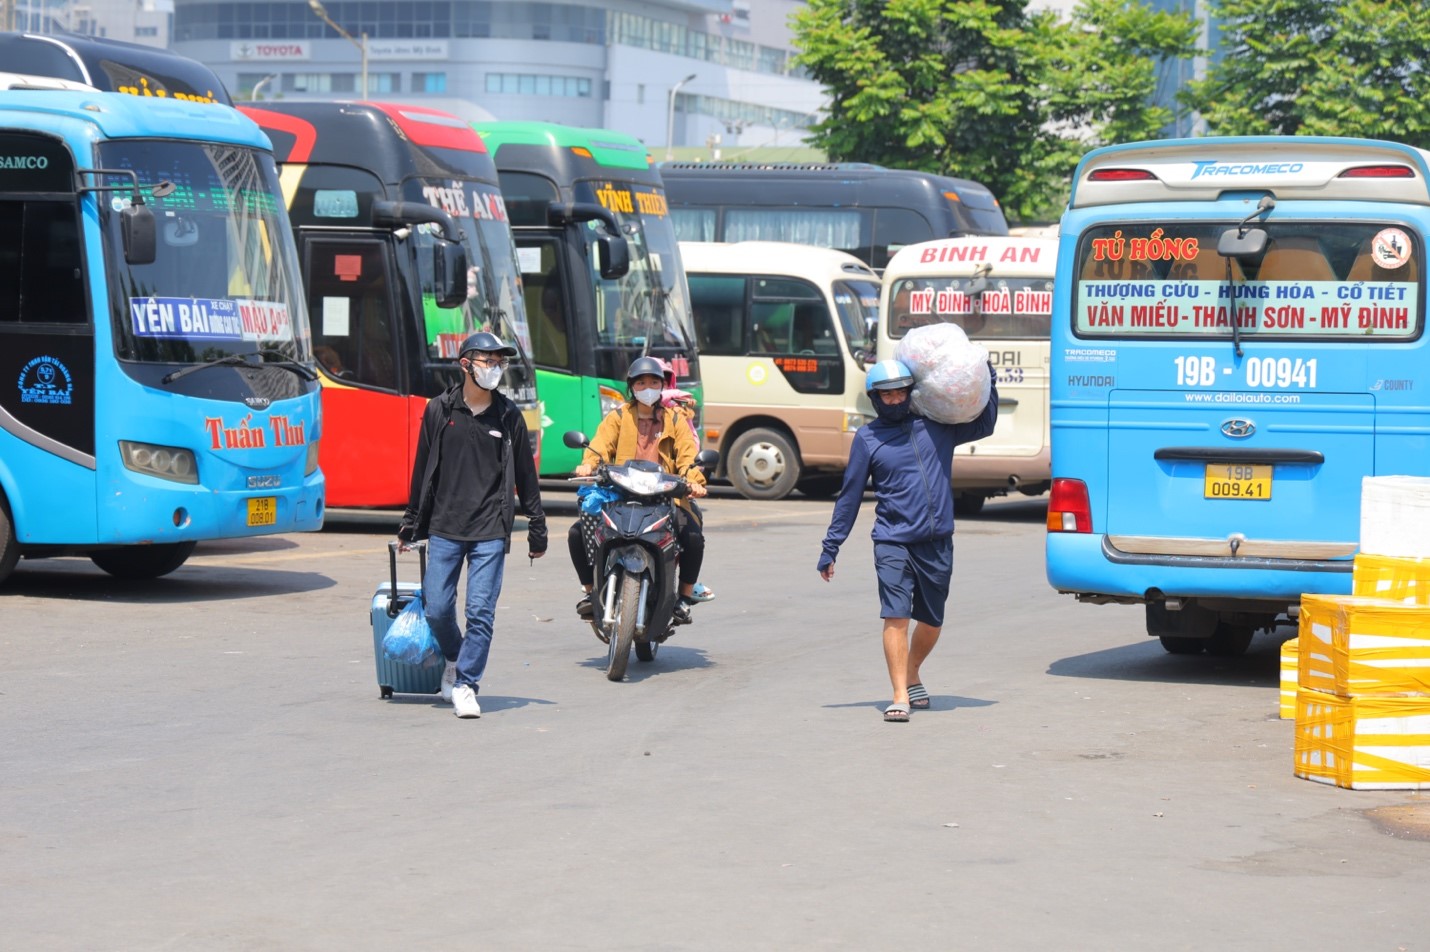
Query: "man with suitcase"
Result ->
[[397, 332, 547, 718]]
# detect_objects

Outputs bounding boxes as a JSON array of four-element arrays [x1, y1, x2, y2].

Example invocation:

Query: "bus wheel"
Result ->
[[1206, 622, 1254, 657], [953, 492, 986, 516], [1158, 635, 1204, 655], [90, 542, 197, 580], [0, 499, 19, 585], [728, 428, 800, 501], [796, 475, 843, 498]]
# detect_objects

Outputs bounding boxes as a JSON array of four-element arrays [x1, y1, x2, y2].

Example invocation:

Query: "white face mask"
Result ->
[[633, 388, 662, 406], [469, 364, 504, 391]]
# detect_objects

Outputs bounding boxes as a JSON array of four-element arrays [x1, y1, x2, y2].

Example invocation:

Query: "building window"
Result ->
[[485, 73, 591, 98], [413, 72, 447, 93]]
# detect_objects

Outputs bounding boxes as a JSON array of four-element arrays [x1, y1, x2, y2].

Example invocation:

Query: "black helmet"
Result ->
[[459, 331, 517, 358], [626, 355, 666, 385]]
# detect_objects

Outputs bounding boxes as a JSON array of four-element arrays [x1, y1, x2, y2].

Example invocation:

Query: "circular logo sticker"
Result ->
[[1371, 228, 1412, 270], [747, 363, 767, 385]]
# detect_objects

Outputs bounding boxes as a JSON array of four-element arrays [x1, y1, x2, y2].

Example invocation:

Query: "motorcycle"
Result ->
[[565, 430, 718, 681]]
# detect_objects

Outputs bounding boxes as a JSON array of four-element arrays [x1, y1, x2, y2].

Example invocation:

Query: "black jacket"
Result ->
[[399, 384, 547, 554]]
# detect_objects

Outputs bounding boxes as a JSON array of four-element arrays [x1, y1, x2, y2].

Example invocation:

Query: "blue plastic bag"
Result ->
[[381, 592, 443, 669], [578, 483, 621, 513]]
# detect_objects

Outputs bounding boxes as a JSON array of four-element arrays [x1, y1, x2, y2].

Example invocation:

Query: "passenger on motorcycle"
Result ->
[[568, 356, 709, 623]]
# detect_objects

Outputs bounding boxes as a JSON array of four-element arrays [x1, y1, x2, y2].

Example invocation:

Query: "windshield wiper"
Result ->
[[161, 350, 316, 384]]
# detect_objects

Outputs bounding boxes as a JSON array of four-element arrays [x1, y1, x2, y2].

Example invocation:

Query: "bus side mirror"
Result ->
[[563, 430, 590, 449], [122, 203, 157, 265], [596, 234, 630, 280], [433, 238, 468, 308], [1217, 227, 1267, 260]]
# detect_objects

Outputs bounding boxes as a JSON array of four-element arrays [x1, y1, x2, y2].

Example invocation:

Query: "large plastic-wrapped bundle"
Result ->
[[894, 323, 991, 424]]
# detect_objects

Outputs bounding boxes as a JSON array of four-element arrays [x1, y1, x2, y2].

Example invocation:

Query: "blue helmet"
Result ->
[[865, 359, 914, 393]]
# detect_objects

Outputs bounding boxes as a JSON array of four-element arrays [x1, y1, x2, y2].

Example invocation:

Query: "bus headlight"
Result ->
[[599, 384, 625, 417], [120, 440, 199, 484], [844, 412, 875, 432], [306, 439, 321, 476]]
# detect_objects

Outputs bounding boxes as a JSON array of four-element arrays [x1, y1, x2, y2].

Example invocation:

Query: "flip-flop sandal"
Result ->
[[690, 583, 715, 602], [884, 703, 910, 723], [907, 683, 930, 710]]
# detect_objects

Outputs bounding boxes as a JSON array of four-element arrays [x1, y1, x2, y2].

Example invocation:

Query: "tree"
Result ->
[[1185, 0, 1430, 147], [790, 0, 1198, 220]]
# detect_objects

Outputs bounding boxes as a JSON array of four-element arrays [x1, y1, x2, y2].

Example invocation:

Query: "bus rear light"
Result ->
[[1088, 168, 1157, 182], [1047, 478, 1092, 533], [1338, 165, 1416, 178], [305, 439, 321, 476]]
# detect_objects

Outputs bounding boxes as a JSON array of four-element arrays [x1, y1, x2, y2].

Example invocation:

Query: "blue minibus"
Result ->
[[0, 78, 324, 584], [1046, 137, 1428, 655]]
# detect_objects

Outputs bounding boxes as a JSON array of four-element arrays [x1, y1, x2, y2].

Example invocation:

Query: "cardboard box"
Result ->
[[1361, 475, 1430, 559], [1293, 690, 1430, 790], [1298, 594, 1430, 697], [1279, 637, 1298, 719], [1352, 552, 1430, 604]]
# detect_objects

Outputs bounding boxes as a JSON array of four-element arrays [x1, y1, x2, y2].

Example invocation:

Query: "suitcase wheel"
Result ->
[[380, 685, 393, 699]]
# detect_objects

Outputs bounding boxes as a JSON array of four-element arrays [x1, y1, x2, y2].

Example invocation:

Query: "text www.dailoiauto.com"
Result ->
[[1184, 392, 1302, 405]]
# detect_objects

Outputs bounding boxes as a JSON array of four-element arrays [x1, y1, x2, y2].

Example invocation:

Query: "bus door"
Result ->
[[304, 235, 413, 506]]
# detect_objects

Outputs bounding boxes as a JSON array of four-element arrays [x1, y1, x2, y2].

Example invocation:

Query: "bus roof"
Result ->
[[884, 237, 1058, 278], [239, 101, 497, 184], [678, 240, 878, 281], [0, 31, 230, 105], [1069, 136, 1430, 209], [473, 121, 652, 172], [0, 88, 267, 148], [659, 162, 1003, 213]]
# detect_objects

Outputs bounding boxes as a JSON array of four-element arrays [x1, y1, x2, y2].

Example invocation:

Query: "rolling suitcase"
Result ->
[[371, 541, 444, 698]]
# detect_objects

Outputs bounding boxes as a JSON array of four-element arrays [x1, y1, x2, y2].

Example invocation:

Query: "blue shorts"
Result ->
[[874, 538, 954, 627]]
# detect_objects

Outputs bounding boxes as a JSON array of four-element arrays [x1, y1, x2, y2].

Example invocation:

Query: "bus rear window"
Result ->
[[1074, 222, 1422, 340]]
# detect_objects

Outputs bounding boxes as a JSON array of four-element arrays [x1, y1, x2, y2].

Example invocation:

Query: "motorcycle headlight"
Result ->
[[609, 468, 679, 496]]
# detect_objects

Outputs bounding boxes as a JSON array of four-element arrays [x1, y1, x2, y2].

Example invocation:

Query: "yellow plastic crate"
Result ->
[[1294, 690, 1430, 790], [1279, 637, 1298, 719], [1298, 594, 1430, 697], [1352, 553, 1430, 604]]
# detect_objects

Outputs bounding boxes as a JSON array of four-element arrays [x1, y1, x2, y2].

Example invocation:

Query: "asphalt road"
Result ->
[[2, 488, 1427, 951]]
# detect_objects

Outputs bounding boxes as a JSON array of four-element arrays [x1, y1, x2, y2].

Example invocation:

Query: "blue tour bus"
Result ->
[[0, 79, 324, 584], [1046, 137, 1429, 655]]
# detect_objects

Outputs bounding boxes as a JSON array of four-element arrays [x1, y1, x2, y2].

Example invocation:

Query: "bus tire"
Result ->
[[727, 428, 800, 501], [1206, 622, 1254, 657], [90, 541, 197, 580], [953, 492, 986, 516], [0, 498, 19, 585], [1158, 635, 1204, 655]]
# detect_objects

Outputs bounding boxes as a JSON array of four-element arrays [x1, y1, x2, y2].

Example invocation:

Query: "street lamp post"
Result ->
[[307, 0, 368, 99], [664, 73, 697, 162], [251, 73, 278, 101]]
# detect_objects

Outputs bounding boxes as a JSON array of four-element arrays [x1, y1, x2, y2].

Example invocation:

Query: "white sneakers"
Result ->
[[452, 683, 481, 718], [440, 660, 458, 702]]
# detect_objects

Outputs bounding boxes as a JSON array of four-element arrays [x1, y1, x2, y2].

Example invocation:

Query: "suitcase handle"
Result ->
[[386, 540, 427, 617]]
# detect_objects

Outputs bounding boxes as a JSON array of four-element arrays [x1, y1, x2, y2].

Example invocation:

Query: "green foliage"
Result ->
[[1186, 0, 1430, 146], [790, 0, 1198, 220]]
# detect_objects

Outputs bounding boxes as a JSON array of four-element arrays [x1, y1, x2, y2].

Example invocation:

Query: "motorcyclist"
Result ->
[[568, 355, 709, 624]]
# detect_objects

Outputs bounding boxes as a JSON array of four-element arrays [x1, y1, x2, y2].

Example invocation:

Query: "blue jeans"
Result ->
[[424, 535, 507, 690]]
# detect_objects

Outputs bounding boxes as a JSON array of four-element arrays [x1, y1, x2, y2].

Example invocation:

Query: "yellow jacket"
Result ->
[[582, 403, 707, 491]]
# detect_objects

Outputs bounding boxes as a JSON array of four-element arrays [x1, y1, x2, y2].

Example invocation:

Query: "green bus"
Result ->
[[473, 122, 701, 475]]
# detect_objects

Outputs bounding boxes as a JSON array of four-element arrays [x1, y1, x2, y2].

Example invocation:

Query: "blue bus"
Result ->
[[0, 80, 323, 584], [1046, 137, 1428, 655]]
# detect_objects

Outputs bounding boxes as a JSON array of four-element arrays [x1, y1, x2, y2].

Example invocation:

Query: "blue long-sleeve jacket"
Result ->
[[818, 384, 998, 570]]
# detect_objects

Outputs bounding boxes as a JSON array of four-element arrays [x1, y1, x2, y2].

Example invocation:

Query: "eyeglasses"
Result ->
[[465, 355, 509, 369]]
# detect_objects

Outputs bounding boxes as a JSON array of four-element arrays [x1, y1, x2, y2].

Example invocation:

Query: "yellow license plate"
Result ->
[[1204, 463, 1272, 500], [247, 496, 277, 526]]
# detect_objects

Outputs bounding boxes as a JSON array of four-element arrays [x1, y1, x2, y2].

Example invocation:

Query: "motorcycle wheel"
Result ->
[[606, 572, 640, 681], [635, 638, 659, 663]]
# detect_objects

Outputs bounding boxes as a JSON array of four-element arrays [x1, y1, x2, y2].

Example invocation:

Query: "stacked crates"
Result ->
[[1292, 556, 1430, 789]]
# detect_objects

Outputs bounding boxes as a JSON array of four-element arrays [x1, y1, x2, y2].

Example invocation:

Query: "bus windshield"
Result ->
[[576, 179, 694, 350], [102, 141, 308, 364], [1074, 222, 1421, 341], [888, 275, 1054, 340], [833, 279, 879, 356]]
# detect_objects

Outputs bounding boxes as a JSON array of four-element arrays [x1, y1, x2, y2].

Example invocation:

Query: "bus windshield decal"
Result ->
[[593, 182, 668, 217], [1073, 222, 1423, 341], [423, 182, 509, 223], [129, 298, 292, 341]]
